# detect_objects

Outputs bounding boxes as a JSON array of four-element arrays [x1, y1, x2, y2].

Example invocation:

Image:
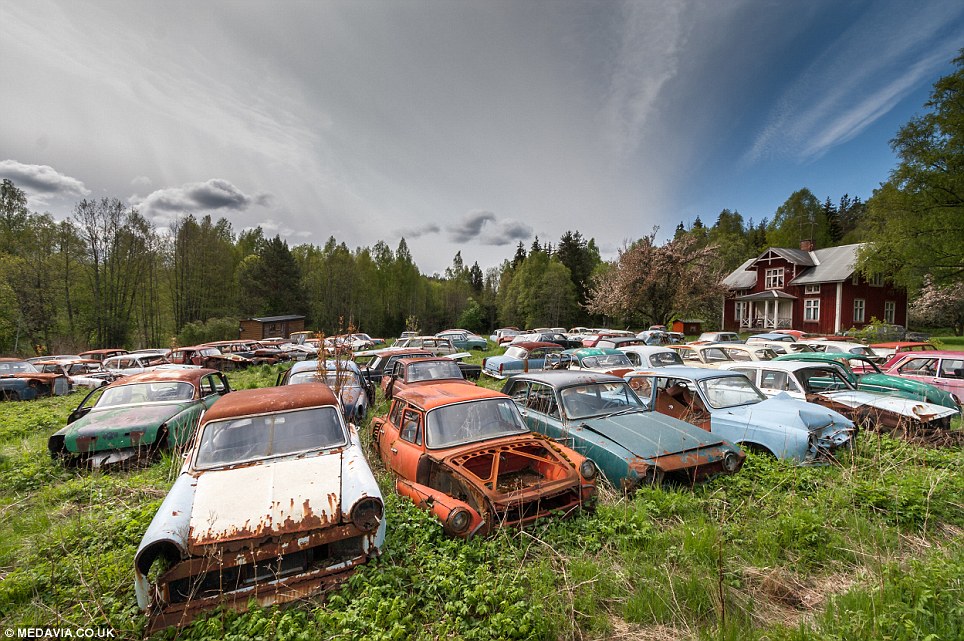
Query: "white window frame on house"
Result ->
[[853, 298, 865, 323], [804, 284, 821, 295], [734, 301, 748, 322], [884, 301, 896, 324], [870, 274, 884, 287], [765, 268, 784, 289], [804, 298, 820, 322]]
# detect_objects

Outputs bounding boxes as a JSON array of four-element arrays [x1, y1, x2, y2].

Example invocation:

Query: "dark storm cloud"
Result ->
[[447, 211, 532, 246], [135, 179, 270, 216], [0, 160, 89, 198]]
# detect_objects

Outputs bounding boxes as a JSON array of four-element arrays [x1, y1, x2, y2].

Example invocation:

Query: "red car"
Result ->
[[371, 384, 597, 537], [882, 350, 964, 407]]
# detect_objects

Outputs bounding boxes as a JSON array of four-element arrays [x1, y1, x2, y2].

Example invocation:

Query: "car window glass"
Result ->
[[200, 377, 215, 396], [627, 376, 653, 406], [625, 352, 641, 366], [389, 400, 406, 426], [759, 370, 797, 392], [196, 406, 347, 468], [526, 382, 559, 417], [899, 357, 937, 375], [727, 349, 751, 361], [424, 398, 527, 448], [400, 409, 422, 445], [939, 359, 964, 379], [505, 380, 529, 403]]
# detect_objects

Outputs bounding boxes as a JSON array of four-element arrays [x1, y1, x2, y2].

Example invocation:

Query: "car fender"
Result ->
[[395, 478, 486, 537]]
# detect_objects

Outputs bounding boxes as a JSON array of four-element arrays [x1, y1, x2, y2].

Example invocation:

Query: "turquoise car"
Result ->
[[502, 371, 744, 490], [773, 353, 957, 410], [436, 330, 488, 350]]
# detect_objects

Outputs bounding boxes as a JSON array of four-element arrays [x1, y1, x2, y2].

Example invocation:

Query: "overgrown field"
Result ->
[[1, 359, 962, 640]]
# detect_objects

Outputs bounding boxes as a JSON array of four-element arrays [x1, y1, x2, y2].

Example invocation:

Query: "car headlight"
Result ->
[[579, 459, 598, 480], [445, 507, 472, 534], [350, 497, 383, 532], [722, 451, 741, 473]]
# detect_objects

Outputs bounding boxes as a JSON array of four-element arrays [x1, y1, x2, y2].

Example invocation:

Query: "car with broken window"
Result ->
[[278, 359, 375, 422], [624, 368, 854, 463], [392, 335, 460, 356], [773, 352, 959, 410], [503, 371, 745, 490], [47, 368, 230, 468], [550, 347, 635, 376], [715, 344, 778, 362], [78, 348, 129, 362], [381, 356, 474, 400], [0, 358, 70, 401], [33, 358, 116, 390], [167, 345, 254, 371], [202, 340, 290, 364], [134, 384, 385, 631], [668, 344, 738, 369], [881, 351, 964, 408], [721, 361, 959, 434], [436, 329, 488, 350], [482, 341, 565, 379], [371, 383, 596, 537]]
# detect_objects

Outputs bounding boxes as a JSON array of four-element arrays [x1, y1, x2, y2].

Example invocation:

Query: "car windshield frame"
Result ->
[[696, 375, 766, 409], [95, 381, 196, 407], [559, 381, 647, 419], [424, 398, 529, 449], [193, 406, 349, 469], [0, 361, 40, 374]]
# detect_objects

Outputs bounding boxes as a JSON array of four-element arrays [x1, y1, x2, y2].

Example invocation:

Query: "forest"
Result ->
[[1, 51, 962, 353]]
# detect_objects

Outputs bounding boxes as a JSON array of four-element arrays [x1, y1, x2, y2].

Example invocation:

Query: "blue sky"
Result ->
[[1, 0, 961, 274]]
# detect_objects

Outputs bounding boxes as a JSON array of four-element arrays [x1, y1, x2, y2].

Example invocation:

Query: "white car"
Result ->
[[103, 353, 170, 377], [618, 346, 684, 368]]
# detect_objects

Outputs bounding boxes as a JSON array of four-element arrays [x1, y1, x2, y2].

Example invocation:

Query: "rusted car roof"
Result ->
[[202, 384, 339, 423], [507, 341, 561, 350], [396, 382, 505, 411]]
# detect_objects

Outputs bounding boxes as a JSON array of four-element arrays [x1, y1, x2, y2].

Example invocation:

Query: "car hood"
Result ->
[[63, 401, 197, 451], [188, 452, 345, 549], [712, 394, 853, 433], [820, 390, 958, 420], [858, 373, 957, 408], [577, 411, 728, 460]]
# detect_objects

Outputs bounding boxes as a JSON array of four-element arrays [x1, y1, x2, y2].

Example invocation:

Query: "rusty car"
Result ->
[[482, 341, 565, 379], [167, 345, 254, 371], [625, 367, 854, 463], [48, 368, 230, 467], [502, 371, 745, 490], [0, 358, 70, 401], [371, 383, 596, 537], [33, 358, 116, 390], [134, 384, 385, 630], [723, 361, 959, 434], [381, 356, 475, 400]]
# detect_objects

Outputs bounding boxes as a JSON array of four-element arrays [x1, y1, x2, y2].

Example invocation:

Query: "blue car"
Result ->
[[625, 367, 855, 463], [482, 341, 563, 379], [278, 360, 375, 422]]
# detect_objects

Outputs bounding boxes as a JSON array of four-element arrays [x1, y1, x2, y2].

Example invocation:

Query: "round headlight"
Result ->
[[579, 459, 598, 480], [446, 507, 472, 534], [722, 451, 741, 473], [350, 497, 383, 532]]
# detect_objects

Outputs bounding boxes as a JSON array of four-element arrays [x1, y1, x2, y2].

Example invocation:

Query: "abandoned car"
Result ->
[[371, 383, 596, 537], [278, 359, 375, 422], [503, 371, 745, 490], [167, 345, 254, 371], [48, 368, 231, 467], [616, 345, 685, 368], [435, 329, 488, 350], [482, 341, 565, 379], [773, 352, 958, 409], [723, 361, 959, 433], [381, 356, 475, 400], [550, 348, 635, 376], [881, 351, 964, 407], [134, 384, 385, 631], [33, 358, 116, 390], [0, 358, 70, 400], [625, 368, 855, 463]]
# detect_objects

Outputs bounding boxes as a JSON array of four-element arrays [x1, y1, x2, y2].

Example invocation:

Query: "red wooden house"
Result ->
[[721, 241, 906, 335]]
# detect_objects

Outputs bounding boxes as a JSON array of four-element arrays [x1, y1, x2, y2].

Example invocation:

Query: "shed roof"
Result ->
[[245, 315, 306, 323]]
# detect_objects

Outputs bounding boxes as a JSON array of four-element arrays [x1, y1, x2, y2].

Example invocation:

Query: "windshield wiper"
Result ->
[[603, 406, 643, 418]]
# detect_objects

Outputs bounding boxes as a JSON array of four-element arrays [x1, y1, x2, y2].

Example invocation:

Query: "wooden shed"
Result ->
[[671, 320, 703, 335], [239, 315, 306, 340]]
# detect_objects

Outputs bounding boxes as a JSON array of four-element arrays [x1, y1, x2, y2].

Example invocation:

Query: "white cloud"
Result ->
[[0, 160, 90, 200]]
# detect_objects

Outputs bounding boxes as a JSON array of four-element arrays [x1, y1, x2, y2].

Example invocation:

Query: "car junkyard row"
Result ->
[[7, 326, 962, 629]]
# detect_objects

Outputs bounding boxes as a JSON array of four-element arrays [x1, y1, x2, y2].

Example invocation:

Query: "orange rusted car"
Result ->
[[372, 383, 597, 537], [381, 356, 475, 399]]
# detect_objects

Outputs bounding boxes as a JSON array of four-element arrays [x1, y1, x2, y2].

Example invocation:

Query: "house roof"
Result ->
[[721, 258, 756, 289], [736, 290, 798, 301], [245, 315, 305, 323], [722, 243, 864, 289], [789, 244, 862, 284]]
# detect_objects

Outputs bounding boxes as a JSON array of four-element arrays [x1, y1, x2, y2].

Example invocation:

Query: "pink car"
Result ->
[[883, 350, 964, 406]]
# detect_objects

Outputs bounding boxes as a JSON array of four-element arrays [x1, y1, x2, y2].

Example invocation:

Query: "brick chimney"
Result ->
[[800, 239, 815, 252]]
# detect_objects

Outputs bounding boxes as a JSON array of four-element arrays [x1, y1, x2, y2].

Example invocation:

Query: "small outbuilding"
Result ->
[[239, 315, 305, 340]]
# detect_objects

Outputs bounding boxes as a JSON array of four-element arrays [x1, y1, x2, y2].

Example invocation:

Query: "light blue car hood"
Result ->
[[711, 392, 853, 434]]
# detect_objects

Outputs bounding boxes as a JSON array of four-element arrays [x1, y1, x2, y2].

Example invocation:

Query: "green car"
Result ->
[[436, 330, 488, 350], [48, 368, 231, 468], [772, 353, 958, 410]]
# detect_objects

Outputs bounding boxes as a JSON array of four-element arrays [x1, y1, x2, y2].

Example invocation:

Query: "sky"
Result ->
[[2, 0, 962, 275]]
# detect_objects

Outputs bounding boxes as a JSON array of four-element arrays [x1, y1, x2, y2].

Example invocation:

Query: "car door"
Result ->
[[936, 358, 964, 404], [388, 406, 425, 481]]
